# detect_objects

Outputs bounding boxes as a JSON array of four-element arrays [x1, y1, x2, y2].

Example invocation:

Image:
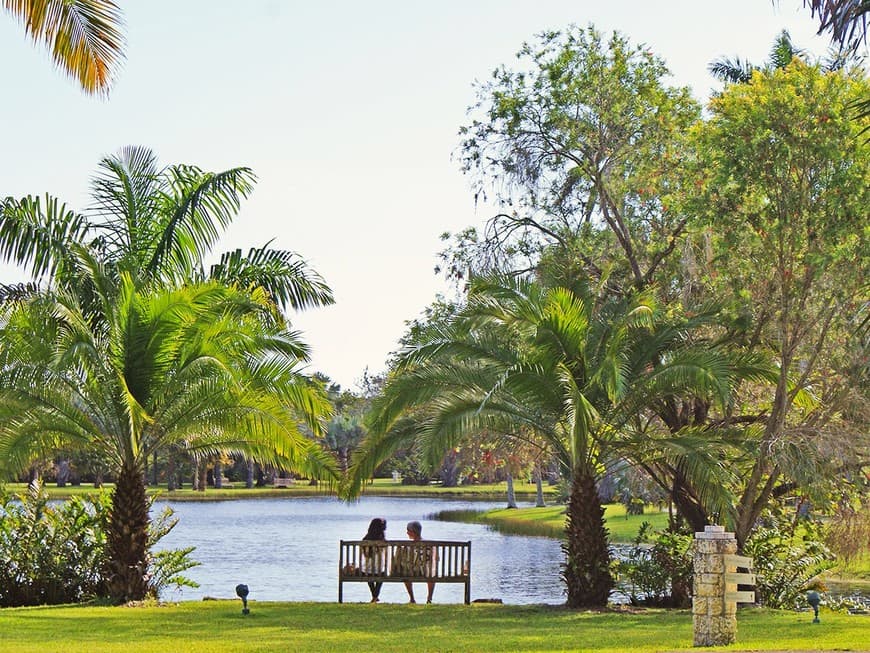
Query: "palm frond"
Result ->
[[0, 195, 90, 281], [803, 0, 869, 49], [709, 56, 756, 83], [3, 0, 125, 95], [146, 165, 256, 281], [208, 245, 334, 311]]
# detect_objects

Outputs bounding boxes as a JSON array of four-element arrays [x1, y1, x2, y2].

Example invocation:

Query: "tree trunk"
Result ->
[[105, 459, 150, 603], [671, 475, 708, 533], [198, 461, 208, 492], [167, 456, 177, 491], [505, 472, 518, 509], [562, 470, 613, 608], [55, 459, 70, 487], [214, 461, 223, 489], [246, 460, 255, 489], [534, 466, 546, 507]]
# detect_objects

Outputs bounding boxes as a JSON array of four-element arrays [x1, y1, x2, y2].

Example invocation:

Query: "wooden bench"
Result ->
[[272, 477, 295, 488], [338, 540, 471, 604]]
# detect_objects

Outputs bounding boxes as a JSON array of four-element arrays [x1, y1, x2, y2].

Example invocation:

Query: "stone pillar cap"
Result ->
[[695, 524, 735, 539]]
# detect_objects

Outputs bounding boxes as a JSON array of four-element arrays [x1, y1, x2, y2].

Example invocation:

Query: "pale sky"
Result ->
[[0, 1, 836, 390]]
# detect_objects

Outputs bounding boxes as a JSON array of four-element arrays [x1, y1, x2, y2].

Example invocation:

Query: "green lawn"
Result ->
[[436, 503, 669, 543], [0, 602, 862, 653]]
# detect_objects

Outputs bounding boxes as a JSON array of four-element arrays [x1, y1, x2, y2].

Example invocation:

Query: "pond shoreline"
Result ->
[[7, 480, 553, 502]]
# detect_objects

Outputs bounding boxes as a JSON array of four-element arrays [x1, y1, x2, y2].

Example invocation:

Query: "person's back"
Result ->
[[401, 520, 436, 603], [362, 518, 387, 602]]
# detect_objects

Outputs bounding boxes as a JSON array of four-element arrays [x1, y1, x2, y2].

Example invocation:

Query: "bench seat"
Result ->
[[338, 539, 471, 604]]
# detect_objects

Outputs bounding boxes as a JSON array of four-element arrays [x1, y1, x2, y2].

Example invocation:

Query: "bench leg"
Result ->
[[465, 579, 470, 605], [338, 581, 343, 604]]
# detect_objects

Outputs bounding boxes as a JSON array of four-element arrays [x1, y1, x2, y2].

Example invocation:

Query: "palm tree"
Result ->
[[0, 147, 336, 602], [0, 268, 335, 601], [709, 30, 807, 83], [348, 276, 736, 607], [3, 0, 125, 95]]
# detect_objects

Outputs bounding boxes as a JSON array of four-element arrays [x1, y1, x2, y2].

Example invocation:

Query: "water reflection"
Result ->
[[154, 496, 566, 605]]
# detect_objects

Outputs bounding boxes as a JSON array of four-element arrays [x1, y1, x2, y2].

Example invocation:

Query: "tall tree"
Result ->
[[0, 146, 333, 310], [3, 0, 125, 95], [709, 29, 852, 85], [709, 29, 805, 83], [452, 24, 807, 542], [800, 0, 870, 124], [693, 60, 869, 546], [457, 25, 701, 296]]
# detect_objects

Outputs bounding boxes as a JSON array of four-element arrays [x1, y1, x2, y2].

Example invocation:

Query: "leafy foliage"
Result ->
[[803, 0, 869, 50], [693, 61, 870, 546], [147, 503, 199, 598], [0, 482, 198, 607], [743, 509, 835, 609], [458, 25, 701, 295], [617, 521, 693, 607], [0, 483, 108, 606]]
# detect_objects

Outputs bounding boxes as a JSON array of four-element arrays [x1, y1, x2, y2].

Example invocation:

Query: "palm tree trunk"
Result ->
[[105, 459, 150, 603], [167, 456, 177, 491], [199, 462, 208, 491], [562, 469, 613, 608]]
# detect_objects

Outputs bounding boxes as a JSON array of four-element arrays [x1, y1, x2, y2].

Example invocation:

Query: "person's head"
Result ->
[[406, 520, 422, 540], [365, 517, 387, 540]]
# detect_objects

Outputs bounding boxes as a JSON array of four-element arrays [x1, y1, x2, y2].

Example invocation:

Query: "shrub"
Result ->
[[0, 483, 198, 607], [0, 483, 109, 606], [743, 512, 835, 609], [617, 522, 693, 607], [147, 503, 199, 598]]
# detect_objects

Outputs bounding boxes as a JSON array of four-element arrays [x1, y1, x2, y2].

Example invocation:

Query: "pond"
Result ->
[[155, 496, 567, 605]]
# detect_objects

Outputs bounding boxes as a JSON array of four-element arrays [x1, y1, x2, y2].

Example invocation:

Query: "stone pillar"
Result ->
[[693, 525, 737, 647]]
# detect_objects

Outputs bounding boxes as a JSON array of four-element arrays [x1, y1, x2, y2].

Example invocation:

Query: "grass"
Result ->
[[0, 602, 863, 653], [436, 503, 670, 543], [2, 478, 558, 501]]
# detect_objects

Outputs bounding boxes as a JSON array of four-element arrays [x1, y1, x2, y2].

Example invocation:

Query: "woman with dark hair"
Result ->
[[362, 517, 387, 602]]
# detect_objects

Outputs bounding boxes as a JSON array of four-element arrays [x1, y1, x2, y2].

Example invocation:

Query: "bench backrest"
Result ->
[[339, 540, 470, 580]]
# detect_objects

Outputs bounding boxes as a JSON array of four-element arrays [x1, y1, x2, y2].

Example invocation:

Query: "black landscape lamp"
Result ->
[[236, 583, 250, 615], [806, 590, 821, 623]]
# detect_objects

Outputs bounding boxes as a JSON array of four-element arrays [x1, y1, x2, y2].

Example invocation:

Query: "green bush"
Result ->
[[0, 483, 109, 606], [0, 483, 198, 607], [617, 522, 693, 607], [743, 511, 835, 609]]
